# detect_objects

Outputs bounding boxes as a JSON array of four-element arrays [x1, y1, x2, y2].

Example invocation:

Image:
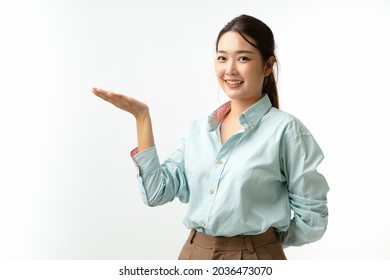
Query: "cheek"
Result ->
[[245, 67, 265, 86], [214, 64, 224, 78]]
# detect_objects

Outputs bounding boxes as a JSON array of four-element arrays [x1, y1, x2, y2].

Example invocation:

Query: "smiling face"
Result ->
[[215, 31, 272, 104]]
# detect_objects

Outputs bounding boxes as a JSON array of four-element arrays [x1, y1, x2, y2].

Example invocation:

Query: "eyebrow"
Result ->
[[217, 50, 254, 54]]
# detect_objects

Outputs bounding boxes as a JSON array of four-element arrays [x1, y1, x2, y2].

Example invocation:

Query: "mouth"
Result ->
[[224, 79, 244, 88]]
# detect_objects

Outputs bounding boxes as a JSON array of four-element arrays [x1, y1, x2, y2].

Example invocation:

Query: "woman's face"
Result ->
[[215, 31, 271, 104]]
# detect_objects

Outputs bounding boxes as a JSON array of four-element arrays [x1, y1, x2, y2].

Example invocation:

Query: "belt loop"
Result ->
[[244, 236, 255, 254], [189, 229, 197, 244]]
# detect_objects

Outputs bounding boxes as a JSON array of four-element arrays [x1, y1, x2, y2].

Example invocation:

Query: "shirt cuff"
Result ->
[[130, 147, 139, 158], [131, 146, 160, 175]]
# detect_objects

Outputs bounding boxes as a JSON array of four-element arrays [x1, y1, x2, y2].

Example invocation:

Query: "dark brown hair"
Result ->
[[216, 14, 279, 108]]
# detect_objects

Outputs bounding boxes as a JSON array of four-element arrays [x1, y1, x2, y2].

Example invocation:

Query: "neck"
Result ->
[[228, 97, 262, 118]]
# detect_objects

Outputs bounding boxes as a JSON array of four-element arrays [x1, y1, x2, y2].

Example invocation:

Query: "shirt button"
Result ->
[[200, 220, 206, 227], [250, 121, 256, 127], [208, 189, 215, 194], [217, 159, 223, 165]]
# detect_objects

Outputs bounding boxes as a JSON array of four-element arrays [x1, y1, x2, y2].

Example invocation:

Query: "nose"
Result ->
[[225, 60, 238, 76]]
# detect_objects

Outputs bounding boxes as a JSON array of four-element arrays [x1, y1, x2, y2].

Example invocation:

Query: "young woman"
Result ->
[[92, 14, 329, 260]]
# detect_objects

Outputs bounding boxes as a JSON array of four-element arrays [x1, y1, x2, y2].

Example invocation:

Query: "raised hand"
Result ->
[[91, 87, 149, 119], [92, 87, 155, 152]]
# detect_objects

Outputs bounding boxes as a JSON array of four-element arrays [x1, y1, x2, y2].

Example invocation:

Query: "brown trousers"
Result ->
[[178, 227, 287, 260]]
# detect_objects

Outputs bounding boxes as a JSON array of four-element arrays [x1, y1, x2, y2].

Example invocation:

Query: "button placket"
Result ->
[[200, 133, 240, 233]]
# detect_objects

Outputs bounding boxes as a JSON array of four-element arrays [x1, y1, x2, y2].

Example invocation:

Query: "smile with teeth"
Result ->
[[225, 80, 244, 85]]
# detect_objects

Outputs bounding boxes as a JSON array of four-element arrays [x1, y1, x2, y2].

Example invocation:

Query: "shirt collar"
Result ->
[[208, 94, 272, 131]]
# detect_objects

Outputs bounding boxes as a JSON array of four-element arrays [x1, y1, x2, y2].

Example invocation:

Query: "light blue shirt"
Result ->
[[132, 95, 329, 247]]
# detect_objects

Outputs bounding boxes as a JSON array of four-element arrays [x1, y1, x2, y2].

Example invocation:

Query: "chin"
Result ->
[[223, 89, 246, 100]]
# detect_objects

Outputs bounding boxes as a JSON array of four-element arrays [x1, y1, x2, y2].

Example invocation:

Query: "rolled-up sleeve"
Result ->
[[131, 139, 189, 207], [278, 121, 329, 247]]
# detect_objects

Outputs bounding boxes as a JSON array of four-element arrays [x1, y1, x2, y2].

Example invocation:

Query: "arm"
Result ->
[[133, 141, 189, 206], [91, 87, 154, 152], [278, 121, 329, 248], [92, 87, 189, 206]]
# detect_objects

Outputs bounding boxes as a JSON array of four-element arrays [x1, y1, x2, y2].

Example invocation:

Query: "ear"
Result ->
[[263, 56, 276, 76]]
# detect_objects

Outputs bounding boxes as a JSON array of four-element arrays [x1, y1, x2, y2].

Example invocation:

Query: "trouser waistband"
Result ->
[[188, 227, 277, 253]]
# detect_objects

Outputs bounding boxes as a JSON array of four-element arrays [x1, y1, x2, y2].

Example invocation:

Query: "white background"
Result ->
[[0, 0, 389, 260]]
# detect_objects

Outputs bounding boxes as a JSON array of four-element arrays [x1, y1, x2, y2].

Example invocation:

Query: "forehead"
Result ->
[[217, 31, 258, 53]]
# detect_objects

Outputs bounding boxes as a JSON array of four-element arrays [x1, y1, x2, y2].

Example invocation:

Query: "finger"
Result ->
[[92, 88, 108, 98], [91, 87, 105, 94], [92, 88, 114, 99], [92, 87, 111, 95], [94, 93, 112, 103], [92, 90, 117, 104], [107, 91, 123, 98], [94, 89, 126, 102], [92, 88, 136, 112]]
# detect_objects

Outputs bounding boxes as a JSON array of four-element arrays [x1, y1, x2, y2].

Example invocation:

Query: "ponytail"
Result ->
[[263, 71, 279, 109]]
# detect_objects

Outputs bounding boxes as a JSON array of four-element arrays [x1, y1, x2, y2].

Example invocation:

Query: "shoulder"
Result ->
[[265, 108, 313, 141], [264, 109, 326, 163]]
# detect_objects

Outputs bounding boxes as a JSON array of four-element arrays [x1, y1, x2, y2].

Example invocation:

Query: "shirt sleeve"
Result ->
[[131, 138, 189, 207], [277, 119, 329, 248]]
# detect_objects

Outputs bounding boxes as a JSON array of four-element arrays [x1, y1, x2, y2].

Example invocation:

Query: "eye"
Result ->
[[238, 56, 249, 62], [216, 56, 226, 62]]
